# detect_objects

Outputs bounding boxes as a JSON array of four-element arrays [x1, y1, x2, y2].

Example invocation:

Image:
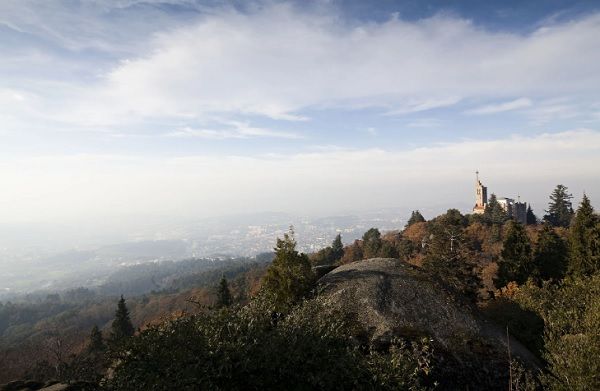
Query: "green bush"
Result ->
[[105, 296, 433, 390], [508, 275, 600, 390]]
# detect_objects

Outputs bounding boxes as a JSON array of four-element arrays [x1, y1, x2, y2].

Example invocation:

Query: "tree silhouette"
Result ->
[[362, 228, 382, 259], [495, 221, 532, 288], [110, 295, 135, 342], [406, 210, 426, 228], [568, 194, 600, 276], [216, 276, 233, 308], [331, 233, 344, 261], [88, 325, 105, 353], [261, 227, 315, 310], [526, 205, 537, 225], [544, 185, 574, 227], [533, 224, 567, 282], [484, 194, 508, 225]]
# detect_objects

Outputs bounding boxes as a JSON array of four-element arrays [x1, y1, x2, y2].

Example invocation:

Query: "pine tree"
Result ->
[[533, 224, 567, 282], [495, 221, 533, 288], [544, 185, 574, 227], [526, 205, 537, 225], [405, 210, 426, 228], [568, 194, 600, 276], [484, 194, 508, 225], [216, 276, 233, 308], [362, 228, 382, 258], [110, 295, 135, 342], [261, 227, 315, 310], [423, 212, 481, 301], [331, 233, 344, 262], [88, 325, 104, 352]]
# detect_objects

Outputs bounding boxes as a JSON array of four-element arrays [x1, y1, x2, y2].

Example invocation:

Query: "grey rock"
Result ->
[[38, 384, 69, 391], [317, 258, 539, 366]]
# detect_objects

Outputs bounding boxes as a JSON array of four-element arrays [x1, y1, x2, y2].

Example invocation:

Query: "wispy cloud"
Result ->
[[385, 97, 462, 116], [467, 97, 533, 115], [406, 118, 444, 128], [165, 121, 301, 140], [3, 4, 599, 130]]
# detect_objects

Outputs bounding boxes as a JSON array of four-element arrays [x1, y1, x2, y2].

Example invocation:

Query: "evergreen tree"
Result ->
[[423, 212, 481, 301], [526, 205, 537, 225], [568, 194, 600, 276], [331, 233, 344, 262], [495, 221, 533, 288], [261, 228, 315, 310], [378, 241, 399, 258], [544, 185, 574, 227], [88, 325, 104, 353], [362, 228, 382, 259], [405, 210, 426, 228], [110, 295, 135, 342], [484, 194, 508, 225], [533, 224, 568, 282], [216, 276, 233, 308]]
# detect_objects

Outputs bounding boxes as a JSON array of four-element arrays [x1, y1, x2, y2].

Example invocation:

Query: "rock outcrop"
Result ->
[[317, 258, 539, 367]]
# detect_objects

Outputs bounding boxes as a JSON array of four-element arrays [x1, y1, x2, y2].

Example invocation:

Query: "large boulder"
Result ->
[[317, 258, 539, 385]]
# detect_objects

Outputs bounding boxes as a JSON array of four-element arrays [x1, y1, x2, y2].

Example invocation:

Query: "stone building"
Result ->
[[472, 171, 487, 215], [472, 172, 528, 224]]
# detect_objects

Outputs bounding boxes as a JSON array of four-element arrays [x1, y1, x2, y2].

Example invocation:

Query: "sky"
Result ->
[[1, 0, 600, 248]]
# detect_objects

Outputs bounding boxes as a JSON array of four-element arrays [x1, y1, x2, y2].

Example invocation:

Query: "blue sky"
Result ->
[[1, 0, 599, 233]]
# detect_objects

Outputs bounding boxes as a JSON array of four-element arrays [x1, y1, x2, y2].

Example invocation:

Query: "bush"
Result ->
[[496, 275, 600, 390], [105, 296, 433, 390]]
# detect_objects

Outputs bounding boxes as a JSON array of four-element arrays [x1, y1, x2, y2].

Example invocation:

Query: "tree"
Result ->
[[260, 228, 315, 310], [362, 228, 382, 259], [111, 295, 135, 342], [405, 210, 426, 228], [540, 274, 600, 390], [216, 276, 233, 308], [568, 194, 600, 276], [331, 233, 344, 261], [544, 185, 574, 227], [533, 224, 567, 282], [88, 325, 105, 353], [311, 234, 345, 266], [484, 194, 508, 225], [495, 221, 533, 288], [339, 240, 363, 264], [423, 211, 481, 301], [526, 205, 537, 225]]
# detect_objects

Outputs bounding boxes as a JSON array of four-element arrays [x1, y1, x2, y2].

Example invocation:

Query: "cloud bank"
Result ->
[[2, 4, 600, 130], [1, 130, 598, 225]]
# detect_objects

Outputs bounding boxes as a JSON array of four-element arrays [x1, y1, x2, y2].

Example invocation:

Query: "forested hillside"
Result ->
[[1, 185, 598, 390]]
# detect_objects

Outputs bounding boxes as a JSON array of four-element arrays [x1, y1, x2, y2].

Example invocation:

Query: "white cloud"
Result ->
[[164, 121, 301, 139], [467, 97, 533, 115], [525, 98, 581, 125], [1, 130, 598, 225], [385, 97, 462, 115], [406, 118, 443, 128], [6, 4, 597, 128]]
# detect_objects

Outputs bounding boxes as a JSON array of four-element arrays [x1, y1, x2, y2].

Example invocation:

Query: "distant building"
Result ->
[[513, 201, 527, 225], [497, 197, 514, 213], [472, 172, 528, 224], [472, 171, 487, 215]]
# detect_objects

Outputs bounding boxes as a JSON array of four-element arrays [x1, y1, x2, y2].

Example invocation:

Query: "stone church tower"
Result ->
[[473, 171, 487, 214]]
